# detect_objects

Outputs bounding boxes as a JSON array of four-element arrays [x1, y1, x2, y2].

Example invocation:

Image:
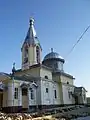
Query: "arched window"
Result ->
[[25, 48, 28, 57], [54, 63, 58, 69], [67, 82, 69, 84], [45, 76, 48, 79], [46, 88, 48, 93], [24, 47, 28, 63], [36, 46, 40, 63], [83, 94, 85, 100]]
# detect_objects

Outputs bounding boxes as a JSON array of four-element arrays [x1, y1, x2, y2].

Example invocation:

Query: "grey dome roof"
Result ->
[[43, 51, 65, 63]]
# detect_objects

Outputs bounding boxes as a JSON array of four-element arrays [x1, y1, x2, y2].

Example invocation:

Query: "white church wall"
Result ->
[[13, 79, 40, 107], [52, 83, 61, 104], [78, 88, 87, 104], [40, 68, 52, 80], [18, 80, 30, 106], [36, 80, 41, 105], [52, 74, 60, 82], [7, 80, 31, 107], [7, 82, 14, 106], [62, 84, 75, 104], [17, 80, 38, 107], [29, 86, 37, 106], [41, 79, 60, 105], [82, 88, 87, 104], [3, 91, 8, 107], [19, 85, 22, 106], [61, 75, 74, 85], [19, 80, 30, 107], [7, 80, 21, 107], [41, 80, 50, 105], [13, 81, 20, 106], [28, 46, 37, 66], [28, 67, 40, 77]]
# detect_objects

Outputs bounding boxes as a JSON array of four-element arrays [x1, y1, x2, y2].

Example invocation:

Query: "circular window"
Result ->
[[45, 76, 48, 79]]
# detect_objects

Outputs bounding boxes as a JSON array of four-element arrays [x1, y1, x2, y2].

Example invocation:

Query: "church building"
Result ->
[[0, 18, 87, 113]]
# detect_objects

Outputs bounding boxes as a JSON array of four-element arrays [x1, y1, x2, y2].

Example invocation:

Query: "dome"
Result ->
[[43, 49, 65, 63], [43, 49, 65, 71]]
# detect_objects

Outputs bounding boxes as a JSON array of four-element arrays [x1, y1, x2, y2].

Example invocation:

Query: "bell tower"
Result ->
[[21, 18, 42, 70]]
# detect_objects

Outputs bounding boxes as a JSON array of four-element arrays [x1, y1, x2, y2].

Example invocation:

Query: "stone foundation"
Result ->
[[1, 104, 86, 113], [2, 106, 22, 113]]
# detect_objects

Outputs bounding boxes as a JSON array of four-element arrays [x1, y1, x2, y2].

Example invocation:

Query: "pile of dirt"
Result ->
[[0, 112, 66, 120], [0, 112, 32, 120]]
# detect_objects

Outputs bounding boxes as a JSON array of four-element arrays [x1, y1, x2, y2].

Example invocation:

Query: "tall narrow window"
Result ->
[[68, 92, 71, 99], [83, 94, 85, 100], [36, 46, 40, 63], [24, 47, 28, 63], [54, 90, 57, 99], [54, 63, 58, 69], [46, 88, 48, 93], [30, 88, 34, 100], [25, 47, 28, 58], [14, 88, 18, 99]]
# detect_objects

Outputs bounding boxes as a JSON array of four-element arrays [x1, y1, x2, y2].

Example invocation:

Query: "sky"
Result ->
[[0, 0, 90, 96]]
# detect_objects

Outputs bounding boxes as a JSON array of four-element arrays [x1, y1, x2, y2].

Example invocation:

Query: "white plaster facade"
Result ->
[[40, 79, 60, 105], [0, 66, 87, 113], [0, 71, 87, 112]]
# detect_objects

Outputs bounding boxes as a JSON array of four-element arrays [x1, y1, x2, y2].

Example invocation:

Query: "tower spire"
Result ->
[[24, 17, 37, 45], [21, 18, 42, 70]]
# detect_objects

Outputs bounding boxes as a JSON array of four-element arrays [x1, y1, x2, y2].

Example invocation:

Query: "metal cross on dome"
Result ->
[[13, 62, 15, 67], [51, 48, 53, 52]]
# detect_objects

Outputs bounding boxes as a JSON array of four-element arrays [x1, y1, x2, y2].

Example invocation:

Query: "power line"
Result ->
[[65, 25, 90, 59]]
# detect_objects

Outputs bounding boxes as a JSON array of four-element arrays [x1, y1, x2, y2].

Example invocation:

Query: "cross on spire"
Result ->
[[51, 48, 54, 52], [29, 17, 34, 25], [12, 62, 16, 74]]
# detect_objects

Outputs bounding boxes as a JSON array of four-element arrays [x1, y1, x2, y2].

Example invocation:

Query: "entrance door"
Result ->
[[22, 88, 28, 109], [0, 92, 3, 110]]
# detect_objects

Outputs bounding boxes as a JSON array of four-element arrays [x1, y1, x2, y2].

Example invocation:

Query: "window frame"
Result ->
[[30, 88, 34, 100], [24, 57, 28, 64], [45, 76, 48, 79], [68, 92, 71, 99], [36, 46, 40, 63], [54, 90, 57, 99], [14, 88, 18, 99], [46, 88, 48, 93], [67, 82, 69, 84], [24, 47, 28, 57]]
